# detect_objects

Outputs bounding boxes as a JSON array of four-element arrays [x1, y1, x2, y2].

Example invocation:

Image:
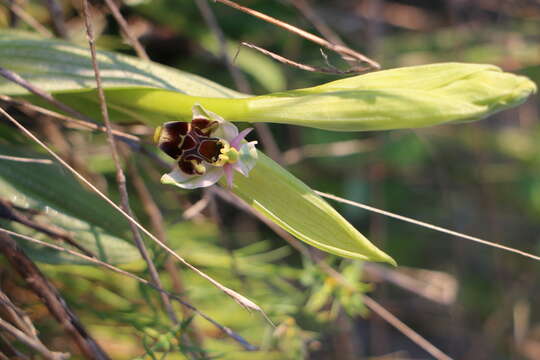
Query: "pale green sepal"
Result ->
[[227, 152, 396, 265], [0, 33, 533, 132], [239, 63, 537, 131], [236, 141, 258, 176], [161, 167, 223, 190], [192, 104, 239, 140]]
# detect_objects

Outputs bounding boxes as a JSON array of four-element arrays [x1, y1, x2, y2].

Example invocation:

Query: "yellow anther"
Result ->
[[191, 160, 206, 175], [153, 126, 163, 144]]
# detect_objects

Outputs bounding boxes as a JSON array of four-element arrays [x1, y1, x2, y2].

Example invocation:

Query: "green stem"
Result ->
[[104, 88, 250, 126]]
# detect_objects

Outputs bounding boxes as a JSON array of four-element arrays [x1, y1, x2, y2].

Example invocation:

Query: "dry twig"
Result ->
[[0, 227, 257, 351], [0, 0, 53, 37], [125, 157, 208, 353], [0, 154, 52, 164], [0, 95, 140, 147], [241, 41, 370, 74], [81, 0, 180, 327], [41, 0, 67, 38], [0, 232, 108, 359], [0, 318, 67, 360], [0, 67, 95, 124], [0, 199, 95, 257], [195, 0, 283, 161], [214, 0, 380, 71], [289, 0, 347, 49], [211, 186, 453, 360], [102, 0, 149, 60], [0, 105, 265, 319], [317, 191, 540, 262]]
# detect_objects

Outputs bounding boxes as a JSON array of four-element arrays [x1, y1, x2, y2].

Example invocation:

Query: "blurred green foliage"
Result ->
[[0, 1, 539, 360]]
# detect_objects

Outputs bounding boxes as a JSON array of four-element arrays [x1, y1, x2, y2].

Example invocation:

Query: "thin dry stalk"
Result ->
[[0, 95, 140, 146], [363, 263, 456, 305], [0, 67, 95, 124], [195, 0, 282, 161], [0, 289, 58, 359], [81, 0, 179, 326], [195, 0, 248, 91], [0, 290, 36, 340], [182, 193, 210, 220], [0, 105, 265, 318], [0, 232, 108, 359], [211, 186, 453, 359], [126, 157, 207, 352], [0, 154, 52, 164], [214, 0, 380, 70], [289, 0, 347, 49], [0, 199, 95, 257], [42, 0, 67, 38], [0, 318, 67, 360], [362, 296, 453, 360], [241, 42, 369, 74], [316, 190, 540, 262], [102, 0, 149, 60], [0, 227, 257, 351], [0, 332, 26, 360], [207, 192, 244, 283], [1, 0, 53, 37]]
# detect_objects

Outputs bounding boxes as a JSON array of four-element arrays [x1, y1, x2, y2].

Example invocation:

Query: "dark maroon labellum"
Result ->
[[155, 119, 222, 175]]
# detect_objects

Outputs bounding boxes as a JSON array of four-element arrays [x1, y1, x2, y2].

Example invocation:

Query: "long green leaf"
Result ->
[[0, 31, 534, 132], [0, 145, 141, 265], [230, 153, 396, 264], [0, 31, 393, 263]]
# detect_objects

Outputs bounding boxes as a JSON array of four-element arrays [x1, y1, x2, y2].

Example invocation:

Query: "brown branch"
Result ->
[[0, 67, 95, 124], [0, 95, 140, 147], [213, 0, 380, 70], [289, 0, 347, 50], [102, 0, 149, 60], [81, 0, 180, 327], [195, 0, 248, 92], [0, 289, 52, 359], [0, 106, 265, 316], [125, 157, 207, 354], [41, 0, 68, 38], [0, 0, 53, 37], [241, 42, 370, 75], [210, 186, 453, 359], [0, 290, 36, 341], [0, 199, 96, 258], [195, 0, 283, 162], [182, 192, 210, 220], [0, 232, 109, 359], [317, 191, 540, 262], [0, 332, 27, 360], [0, 318, 67, 360], [362, 296, 453, 360], [0, 227, 257, 351], [0, 155, 52, 164]]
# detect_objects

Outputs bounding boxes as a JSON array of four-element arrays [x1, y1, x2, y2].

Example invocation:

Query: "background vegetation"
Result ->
[[0, 0, 539, 359]]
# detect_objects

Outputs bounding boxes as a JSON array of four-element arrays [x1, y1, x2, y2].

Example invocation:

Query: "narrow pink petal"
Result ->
[[231, 128, 253, 150], [223, 164, 234, 188]]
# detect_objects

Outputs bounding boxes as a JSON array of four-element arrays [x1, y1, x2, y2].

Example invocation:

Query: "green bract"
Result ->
[[156, 104, 395, 264], [0, 31, 535, 265], [229, 152, 396, 264], [0, 32, 535, 132], [237, 62, 537, 131]]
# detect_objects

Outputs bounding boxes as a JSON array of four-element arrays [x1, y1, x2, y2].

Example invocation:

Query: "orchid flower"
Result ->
[[154, 104, 258, 189]]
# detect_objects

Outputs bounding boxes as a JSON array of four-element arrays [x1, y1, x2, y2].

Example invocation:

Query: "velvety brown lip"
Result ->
[[156, 119, 225, 174]]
